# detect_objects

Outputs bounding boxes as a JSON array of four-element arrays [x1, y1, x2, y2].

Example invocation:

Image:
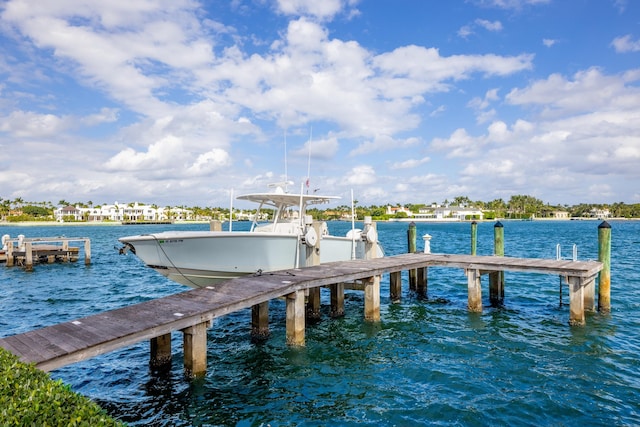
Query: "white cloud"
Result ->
[[542, 38, 557, 47], [105, 135, 188, 172], [506, 67, 640, 116], [475, 19, 503, 32], [186, 148, 231, 176], [276, 0, 349, 20], [0, 111, 72, 137], [345, 165, 376, 185], [611, 35, 640, 53], [390, 157, 430, 170], [292, 136, 339, 160], [472, 0, 551, 9]]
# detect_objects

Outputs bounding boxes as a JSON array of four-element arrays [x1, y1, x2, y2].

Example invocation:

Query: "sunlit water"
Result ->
[[1, 220, 638, 426]]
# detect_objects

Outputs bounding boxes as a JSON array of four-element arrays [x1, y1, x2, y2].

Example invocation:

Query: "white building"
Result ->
[[53, 202, 193, 222], [415, 206, 484, 221]]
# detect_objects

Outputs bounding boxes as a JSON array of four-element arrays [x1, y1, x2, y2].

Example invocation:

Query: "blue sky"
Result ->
[[1, 0, 639, 208]]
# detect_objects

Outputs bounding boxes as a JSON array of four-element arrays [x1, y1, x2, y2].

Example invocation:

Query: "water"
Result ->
[[1, 220, 639, 426]]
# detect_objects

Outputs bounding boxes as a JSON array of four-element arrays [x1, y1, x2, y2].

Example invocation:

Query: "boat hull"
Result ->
[[119, 231, 382, 288]]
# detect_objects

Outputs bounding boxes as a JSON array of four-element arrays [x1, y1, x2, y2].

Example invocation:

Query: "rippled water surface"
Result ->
[[1, 220, 639, 426]]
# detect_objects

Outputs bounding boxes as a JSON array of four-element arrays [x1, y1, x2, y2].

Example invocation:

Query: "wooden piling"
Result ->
[[390, 271, 402, 303], [330, 283, 345, 317], [598, 221, 611, 314], [25, 242, 33, 271], [364, 276, 381, 321], [467, 269, 482, 312], [210, 220, 222, 231], [84, 239, 91, 265], [489, 221, 505, 306], [251, 301, 270, 341], [286, 290, 306, 346], [416, 266, 427, 299], [305, 221, 322, 321], [471, 221, 477, 256], [408, 222, 417, 290], [182, 322, 208, 377], [568, 276, 585, 326], [150, 333, 172, 370], [363, 218, 381, 320]]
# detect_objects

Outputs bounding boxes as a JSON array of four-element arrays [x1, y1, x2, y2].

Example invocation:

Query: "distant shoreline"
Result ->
[[0, 218, 634, 228], [0, 221, 210, 227]]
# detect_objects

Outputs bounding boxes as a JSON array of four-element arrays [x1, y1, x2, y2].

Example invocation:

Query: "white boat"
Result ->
[[119, 183, 383, 288]]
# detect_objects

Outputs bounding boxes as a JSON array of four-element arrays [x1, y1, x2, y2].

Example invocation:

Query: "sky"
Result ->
[[1, 0, 639, 209]]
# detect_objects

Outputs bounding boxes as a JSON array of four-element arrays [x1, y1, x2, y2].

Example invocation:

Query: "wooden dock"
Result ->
[[1, 236, 90, 270], [0, 252, 603, 376]]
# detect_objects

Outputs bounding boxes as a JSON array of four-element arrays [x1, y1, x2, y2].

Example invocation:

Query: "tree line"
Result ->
[[2, 194, 640, 222]]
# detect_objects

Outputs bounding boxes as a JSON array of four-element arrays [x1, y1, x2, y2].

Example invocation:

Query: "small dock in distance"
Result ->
[[1, 236, 91, 270], [0, 252, 603, 377]]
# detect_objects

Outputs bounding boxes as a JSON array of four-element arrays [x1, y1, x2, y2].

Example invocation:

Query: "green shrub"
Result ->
[[0, 348, 125, 426]]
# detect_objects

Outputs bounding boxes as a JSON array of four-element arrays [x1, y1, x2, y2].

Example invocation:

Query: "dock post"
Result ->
[[25, 242, 33, 271], [286, 290, 305, 346], [150, 333, 172, 370], [330, 283, 345, 317], [408, 222, 417, 290], [364, 276, 381, 321], [598, 221, 611, 314], [416, 266, 427, 299], [6, 241, 14, 267], [390, 271, 402, 303], [489, 221, 504, 306], [210, 220, 222, 231], [568, 276, 585, 326], [416, 233, 429, 298], [471, 221, 477, 256], [305, 220, 322, 321], [62, 240, 69, 262], [363, 217, 381, 320], [584, 276, 596, 312], [84, 239, 91, 265], [251, 301, 270, 341], [182, 322, 209, 377], [467, 269, 482, 312]]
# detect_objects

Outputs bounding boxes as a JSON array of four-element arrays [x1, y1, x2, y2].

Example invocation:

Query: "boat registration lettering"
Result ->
[[159, 239, 184, 244]]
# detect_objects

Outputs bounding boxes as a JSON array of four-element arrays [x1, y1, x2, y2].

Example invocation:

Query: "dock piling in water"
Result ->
[[471, 221, 477, 256], [598, 221, 612, 314], [489, 221, 505, 306], [407, 222, 417, 290]]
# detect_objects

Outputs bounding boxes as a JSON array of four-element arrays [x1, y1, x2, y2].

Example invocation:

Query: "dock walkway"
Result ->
[[0, 253, 603, 376]]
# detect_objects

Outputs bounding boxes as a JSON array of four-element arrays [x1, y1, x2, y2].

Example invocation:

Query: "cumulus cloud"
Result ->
[[345, 165, 376, 185], [276, 0, 352, 20], [105, 135, 189, 172], [611, 35, 640, 53], [186, 148, 231, 176], [0, 110, 72, 137], [292, 136, 340, 160]]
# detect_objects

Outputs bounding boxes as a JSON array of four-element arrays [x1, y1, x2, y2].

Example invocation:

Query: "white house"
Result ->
[[54, 202, 193, 222]]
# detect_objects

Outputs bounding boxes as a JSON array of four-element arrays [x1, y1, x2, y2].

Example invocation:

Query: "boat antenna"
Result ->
[[229, 188, 234, 232], [351, 189, 356, 260], [284, 129, 288, 192], [306, 127, 312, 194]]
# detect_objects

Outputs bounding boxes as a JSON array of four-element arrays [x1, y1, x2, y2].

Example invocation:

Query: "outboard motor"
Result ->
[[1, 234, 9, 251]]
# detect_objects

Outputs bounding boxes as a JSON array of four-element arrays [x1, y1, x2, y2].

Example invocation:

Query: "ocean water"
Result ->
[[0, 220, 638, 426]]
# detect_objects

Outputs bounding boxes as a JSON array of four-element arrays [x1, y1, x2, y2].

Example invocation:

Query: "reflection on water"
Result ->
[[0, 220, 639, 425]]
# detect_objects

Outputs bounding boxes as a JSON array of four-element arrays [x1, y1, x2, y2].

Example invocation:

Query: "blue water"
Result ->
[[1, 220, 639, 426]]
